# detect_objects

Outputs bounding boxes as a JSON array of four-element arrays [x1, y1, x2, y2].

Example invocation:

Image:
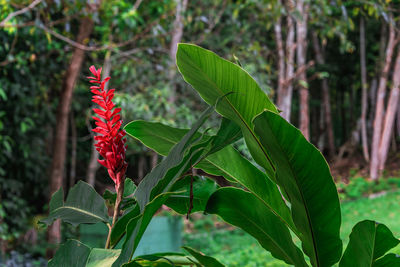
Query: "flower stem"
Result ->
[[105, 182, 124, 249]]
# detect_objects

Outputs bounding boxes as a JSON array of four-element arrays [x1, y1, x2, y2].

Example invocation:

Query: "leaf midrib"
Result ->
[[52, 205, 107, 222], [179, 47, 276, 172], [262, 114, 320, 266]]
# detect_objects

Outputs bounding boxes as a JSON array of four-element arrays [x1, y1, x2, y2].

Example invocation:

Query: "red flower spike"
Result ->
[[87, 65, 128, 191]]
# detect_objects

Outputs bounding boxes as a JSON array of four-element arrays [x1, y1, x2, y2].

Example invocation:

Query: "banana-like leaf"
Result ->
[[113, 107, 215, 266], [183, 246, 225, 267], [112, 192, 175, 267], [205, 188, 308, 267], [48, 240, 90, 267], [253, 111, 342, 267], [125, 120, 295, 233], [110, 205, 140, 248], [41, 181, 109, 227], [165, 176, 218, 215], [339, 220, 400, 267], [373, 254, 400, 267], [176, 43, 278, 179]]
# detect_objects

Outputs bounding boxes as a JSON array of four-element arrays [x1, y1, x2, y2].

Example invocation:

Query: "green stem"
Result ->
[[105, 182, 124, 249]]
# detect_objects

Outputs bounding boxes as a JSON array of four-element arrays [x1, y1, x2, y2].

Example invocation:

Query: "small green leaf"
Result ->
[[85, 248, 121, 267], [183, 246, 225, 267], [48, 240, 90, 267], [41, 181, 109, 227]]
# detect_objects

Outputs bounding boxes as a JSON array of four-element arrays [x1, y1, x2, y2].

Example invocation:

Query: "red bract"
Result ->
[[87, 65, 127, 191]]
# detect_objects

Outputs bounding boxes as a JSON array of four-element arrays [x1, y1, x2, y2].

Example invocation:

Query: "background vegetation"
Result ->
[[1, 0, 400, 265]]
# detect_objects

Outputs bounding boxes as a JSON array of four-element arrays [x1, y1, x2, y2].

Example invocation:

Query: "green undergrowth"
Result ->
[[183, 191, 400, 266]]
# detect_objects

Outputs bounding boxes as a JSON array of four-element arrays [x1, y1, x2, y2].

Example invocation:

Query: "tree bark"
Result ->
[[296, 0, 309, 140], [312, 32, 335, 157], [360, 17, 370, 162], [274, 13, 285, 110], [370, 21, 396, 180], [86, 49, 112, 186], [282, 15, 295, 122], [378, 49, 400, 173], [47, 16, 94, 252], [69, 112, 77, 189], [168, 0, 188, 111]]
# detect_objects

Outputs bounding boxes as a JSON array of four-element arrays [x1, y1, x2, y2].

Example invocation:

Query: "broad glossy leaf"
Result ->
[[48, 240, 90, 267], [165, 176, 218, 214], [176, 43, 278, 178], [125, 120, 295, 232], [339, 220, 400, 267], [373, 254, 400, 267], [112, 193, 174, 267], [86, 248, 121, 267], [113, 107, 214, 266], [205, 188, 307, 267], [183, 246, 225, 267], [253, 110, 342, 267], [41, 181, 109, 226], [110, 205, 140, 248]]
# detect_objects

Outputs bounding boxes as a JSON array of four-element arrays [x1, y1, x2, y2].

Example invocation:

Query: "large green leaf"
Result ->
[[253, 110, 342, 267], [125, 120, 295, 233], [48, 240, 90, 267], [205, 188, 307, 267], [110, 205, 140, 248], [113, 192, 175, 267], [113, 107, 215, 266], [176, 43, 278, 179], [86, 248, 121, 267], [182, 246, 225, 267], [41, 181, 109, 227], [165, 176, 218, 214], [373, 254, 400, 267], [339, 220, 400, 267]]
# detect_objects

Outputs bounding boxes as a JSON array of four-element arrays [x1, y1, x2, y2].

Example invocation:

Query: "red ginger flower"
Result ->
[[87, 65, 127, 190]]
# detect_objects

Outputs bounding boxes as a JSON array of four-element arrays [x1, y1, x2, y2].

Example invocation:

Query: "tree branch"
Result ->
[[0, 0, 43, 27]]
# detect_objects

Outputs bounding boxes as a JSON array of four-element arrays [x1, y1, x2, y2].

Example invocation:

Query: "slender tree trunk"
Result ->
[[282, 15, 295, 121], [360, 17, 370, 162], [168, 0, 188, 111], [275, 13, 285, 110], [86, 49, 112, 186], [47, 16, 95, 254], [396, 105, 400, 137], [312, 32, 335, 157], [370, 21, 396, 180], [296, 0, 309, 139], [378, 49, 400, 173], [69, 112, 77, 189]]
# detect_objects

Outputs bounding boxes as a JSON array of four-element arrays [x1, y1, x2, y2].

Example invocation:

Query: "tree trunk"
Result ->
[[86, 49, 112, 186], [296, 0, 309, 139], [378, 49, 400, 173], [274, 13, 285, 110], [312, 32, 335, 157], [168, 0, 188, 111], [370, 21, 396, 180], [282, 15, 295, 121], [47, 16, 94, 253], [360, 17, 370, 162], [69, 112, 77, 190]]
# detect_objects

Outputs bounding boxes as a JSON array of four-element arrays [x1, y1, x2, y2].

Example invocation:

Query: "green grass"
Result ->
[[184, 191, 400, 266]]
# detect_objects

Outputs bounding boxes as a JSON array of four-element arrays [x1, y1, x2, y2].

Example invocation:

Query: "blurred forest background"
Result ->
[[1, 0, 400, 265]]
